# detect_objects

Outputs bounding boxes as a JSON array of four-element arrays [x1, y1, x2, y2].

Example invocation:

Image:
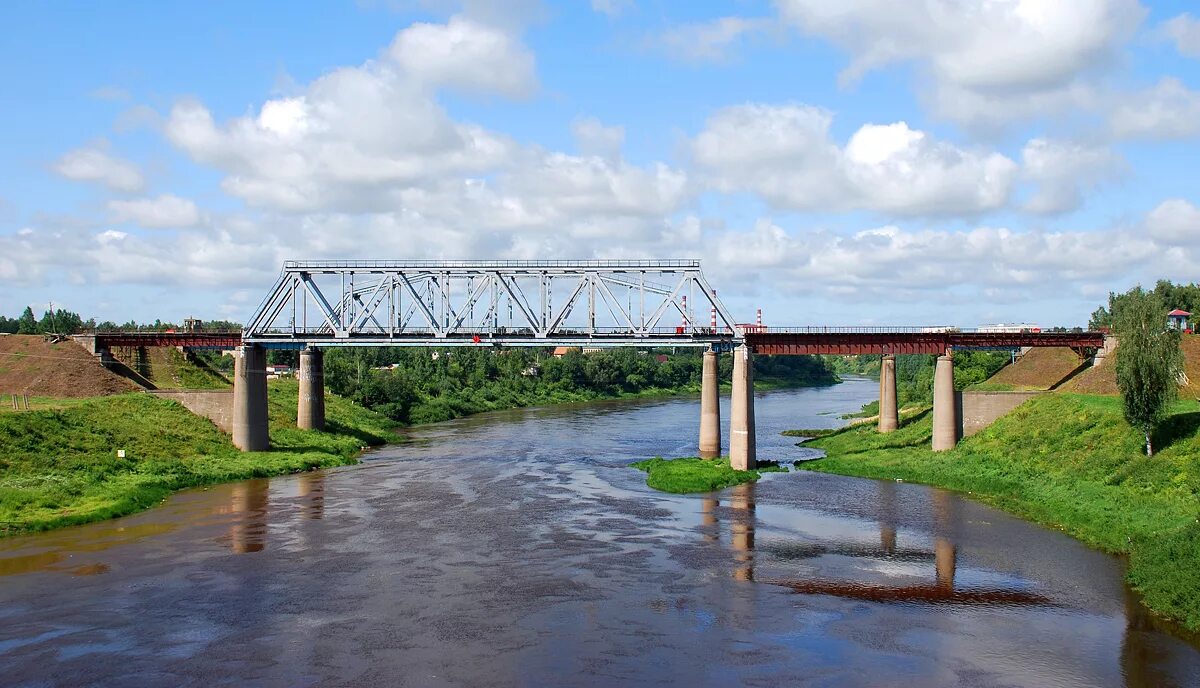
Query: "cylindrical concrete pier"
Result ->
[[729, 344, 756, 470], [699, 350, 721, 458], [233, 344, 270, 452], [298, 347, 326, 431], [932, 354, 958, 452], [878, 353, 898, 433]]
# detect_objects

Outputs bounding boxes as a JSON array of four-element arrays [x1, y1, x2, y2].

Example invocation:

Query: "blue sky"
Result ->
[[2, 0, 1199, 327]]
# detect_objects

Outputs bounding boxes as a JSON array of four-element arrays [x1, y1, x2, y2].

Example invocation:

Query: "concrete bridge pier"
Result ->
[[699, 349, 721, 458], [729, 344, 756, 470], [233, 344, 270, 452], [932, 353, 959, 452], [298, 347, 325, 431], [878, 353, 898, 433]]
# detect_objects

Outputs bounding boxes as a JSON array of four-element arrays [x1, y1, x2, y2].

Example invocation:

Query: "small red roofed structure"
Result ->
[[1168, 309, 1191, 331]]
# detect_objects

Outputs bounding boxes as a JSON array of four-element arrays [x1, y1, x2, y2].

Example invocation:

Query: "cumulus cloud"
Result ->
[[387, 15, 536, 97], [656, 17, 772, 62], [107, 194, 202, 228], [1145, 199, 1200, 244], [571, 117, 624, 160], [776, 0, 1145, 129], [1020, 139, 1122, 214], [53, 143, 144, 192], [1162, 13, 1200, 58], [690, 103, 1017, 215], [1110, 78, 1200, 140]]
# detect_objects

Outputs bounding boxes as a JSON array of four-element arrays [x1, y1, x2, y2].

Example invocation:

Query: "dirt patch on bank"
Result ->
[[0, 335, 139, 397], [987, 347, 1083, 390], [1060, 335, 1200, 397]]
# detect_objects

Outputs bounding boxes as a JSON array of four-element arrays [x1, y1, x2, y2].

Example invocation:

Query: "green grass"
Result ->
[[798, 393, 1200, 630], [966, 381, 1019, 391], [0, 380, 397, 535], [631, 456, 788, 494]]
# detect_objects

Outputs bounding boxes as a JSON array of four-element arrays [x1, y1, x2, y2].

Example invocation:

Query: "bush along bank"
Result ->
[[794, 393, 1200, 631], [631, 457, 789, 494], [0, 379, 396, 535]]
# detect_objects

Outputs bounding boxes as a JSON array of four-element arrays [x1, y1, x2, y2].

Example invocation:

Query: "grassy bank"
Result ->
[[631, 457, 788, 493], [0, 380, 396, 535], [797, 393, 1200, 630]]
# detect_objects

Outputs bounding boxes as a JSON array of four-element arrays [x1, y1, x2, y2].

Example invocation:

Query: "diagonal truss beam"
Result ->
[[243, 260, 742, 346]]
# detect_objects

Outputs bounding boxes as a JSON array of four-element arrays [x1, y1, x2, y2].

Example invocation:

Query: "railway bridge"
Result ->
[[81, 260, 1105, 467]]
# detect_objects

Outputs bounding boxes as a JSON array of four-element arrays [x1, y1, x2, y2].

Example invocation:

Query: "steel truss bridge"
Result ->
[[79, 260, 1107, 355], [242, 260, 738, 348]]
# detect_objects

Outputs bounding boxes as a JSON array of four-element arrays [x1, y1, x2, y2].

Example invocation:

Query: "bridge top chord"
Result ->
[[281, 259, 701, 271]]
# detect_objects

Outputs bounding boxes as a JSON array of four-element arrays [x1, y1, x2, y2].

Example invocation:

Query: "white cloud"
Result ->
[[690, 103, 1017, 215], [1020, 139, 1122, 214], [1110, 78, 1200, 140], [387, 15, 536, 97], [775, 0, 1145, 129], [1145, 199, 1200, 244], [571, 117, 624, 160], [107, 194, 202, 228], [53, 143, 144, 192], [656, 17, 772, 62], [1162, 13, 1200, 58]]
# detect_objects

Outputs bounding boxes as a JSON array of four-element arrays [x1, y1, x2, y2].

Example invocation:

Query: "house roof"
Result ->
[[1168, 309, 1192, 317]]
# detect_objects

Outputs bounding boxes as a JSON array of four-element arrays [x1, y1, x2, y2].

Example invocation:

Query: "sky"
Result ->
[[2, 0, 1199, 328]]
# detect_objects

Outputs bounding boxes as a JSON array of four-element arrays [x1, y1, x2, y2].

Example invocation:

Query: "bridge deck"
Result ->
[[83, 329, 1105, 355], [745, 331, 1104, 356]]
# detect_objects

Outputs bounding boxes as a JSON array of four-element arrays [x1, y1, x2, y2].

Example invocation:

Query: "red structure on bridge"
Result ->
[[745, 329, 1103, 356]]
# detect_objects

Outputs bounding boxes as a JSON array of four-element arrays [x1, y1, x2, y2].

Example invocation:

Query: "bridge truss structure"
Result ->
[[242, 260, 740, 348]]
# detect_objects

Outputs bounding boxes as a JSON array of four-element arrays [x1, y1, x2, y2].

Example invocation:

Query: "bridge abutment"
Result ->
[[932, 354, 959, 451], [729, 344, 756, 470], [878, 354, 898, 433], [233, 344, 270, 452], [298, 347, 326, 431], [699, 349, 721, 458]]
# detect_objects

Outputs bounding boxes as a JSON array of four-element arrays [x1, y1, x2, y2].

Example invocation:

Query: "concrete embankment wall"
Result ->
[[960, 391, 1044, 437], [150, 390, 234, 433]]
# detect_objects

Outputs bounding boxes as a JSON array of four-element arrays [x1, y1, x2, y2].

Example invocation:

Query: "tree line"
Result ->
[[0, 307, 239, 335], [259, 346, 838, 425], [825, 350, 1012, 410]]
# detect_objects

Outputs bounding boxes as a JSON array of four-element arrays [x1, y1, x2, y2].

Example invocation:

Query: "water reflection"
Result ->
[[730, 482, 755, 582], [753, 483, 1050, 606], [297, 471, 325, 520], [226, 479, 269, 554]]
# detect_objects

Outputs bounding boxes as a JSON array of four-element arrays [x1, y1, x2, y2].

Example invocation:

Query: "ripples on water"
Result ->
[[0, 378, 1198, 687]]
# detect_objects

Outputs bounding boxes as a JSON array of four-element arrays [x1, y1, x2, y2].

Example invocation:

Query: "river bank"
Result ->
[[0, 380, 396, 535], [797, 392, 1200, 631]]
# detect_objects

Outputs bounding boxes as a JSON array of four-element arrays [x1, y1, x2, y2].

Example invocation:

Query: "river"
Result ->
[[1, 378, 1198, 687]]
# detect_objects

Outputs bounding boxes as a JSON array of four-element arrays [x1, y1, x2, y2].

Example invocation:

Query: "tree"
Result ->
[[16, 306, 37, 334], [1113, 288, 1184, 456]]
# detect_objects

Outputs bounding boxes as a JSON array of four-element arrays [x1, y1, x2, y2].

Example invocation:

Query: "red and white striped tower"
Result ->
[[710, 290, 717, 330], [756, 308, 763, 330], [681, 295, 688, 328]]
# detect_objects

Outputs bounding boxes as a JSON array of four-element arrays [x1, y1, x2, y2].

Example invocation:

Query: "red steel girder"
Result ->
[[93, 332, 243, 348], [745, 331, 1104, 356]]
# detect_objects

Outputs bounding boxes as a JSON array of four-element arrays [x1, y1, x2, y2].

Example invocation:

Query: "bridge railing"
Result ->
[[281, 259, 701, 270]]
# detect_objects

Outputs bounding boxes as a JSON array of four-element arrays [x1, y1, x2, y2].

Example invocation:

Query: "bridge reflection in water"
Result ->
[[220, 472, 326, 554], [703, 481, 1051, 607]]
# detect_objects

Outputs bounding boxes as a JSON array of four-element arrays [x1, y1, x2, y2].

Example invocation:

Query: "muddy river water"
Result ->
[[1, 378, 1198, 687]]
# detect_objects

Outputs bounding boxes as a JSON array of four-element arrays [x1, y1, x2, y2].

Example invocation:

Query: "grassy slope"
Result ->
[[799, 394, 1200, 630], [631, 457, 788, 494], [0, 380, 395, 534]]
